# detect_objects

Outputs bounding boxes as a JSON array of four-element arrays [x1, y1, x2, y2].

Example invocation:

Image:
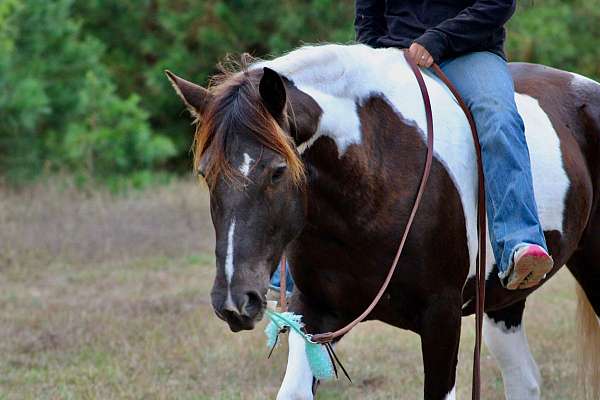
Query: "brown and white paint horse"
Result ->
[[167, 44, 600, 400]]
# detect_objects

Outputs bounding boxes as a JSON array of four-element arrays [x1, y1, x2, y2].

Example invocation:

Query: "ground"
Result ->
[[0, 179, 584, 399]]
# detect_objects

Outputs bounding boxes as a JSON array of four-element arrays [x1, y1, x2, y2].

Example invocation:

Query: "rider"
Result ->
[[271, 0, 553, 292], [355, 0, 553, 289], [270, 258, 294, 295]]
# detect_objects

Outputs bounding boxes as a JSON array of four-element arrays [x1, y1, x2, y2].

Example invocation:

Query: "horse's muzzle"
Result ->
[[213, 290, 266, 332]]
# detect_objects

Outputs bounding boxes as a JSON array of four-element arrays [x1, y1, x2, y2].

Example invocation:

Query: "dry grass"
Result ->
[[0, 179, 587, 399], [0, 179, 213, 266]]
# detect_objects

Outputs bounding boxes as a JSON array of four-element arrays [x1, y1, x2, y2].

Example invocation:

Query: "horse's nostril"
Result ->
[[240, 291, 264, 317], [223, 297, 241, 315]]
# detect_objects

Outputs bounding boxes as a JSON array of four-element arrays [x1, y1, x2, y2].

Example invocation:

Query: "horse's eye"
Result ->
[[197, 167, 205, 178], [271, 165, 287, 183]]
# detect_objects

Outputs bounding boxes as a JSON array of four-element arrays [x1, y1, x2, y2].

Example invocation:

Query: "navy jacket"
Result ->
[[355, 0, 516, 62]]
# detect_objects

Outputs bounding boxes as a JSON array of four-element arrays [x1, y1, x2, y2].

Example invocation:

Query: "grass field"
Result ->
[[0, 179, 586, 399]]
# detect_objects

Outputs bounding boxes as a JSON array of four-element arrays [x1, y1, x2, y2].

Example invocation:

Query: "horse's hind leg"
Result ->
[[483, 300, 541, 400]]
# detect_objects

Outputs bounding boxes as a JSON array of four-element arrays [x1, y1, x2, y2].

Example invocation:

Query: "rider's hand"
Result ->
[[408, 43, 434, 68]]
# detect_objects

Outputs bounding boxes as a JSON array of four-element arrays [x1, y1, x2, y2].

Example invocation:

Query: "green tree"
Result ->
[[2, 0, 599, 186], [507, 0, 600, 80], [73, 0, 355, 171], [0, 0, 175, 185]]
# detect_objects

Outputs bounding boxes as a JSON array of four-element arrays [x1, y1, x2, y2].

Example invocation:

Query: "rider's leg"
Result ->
[[438, 51, 552, 289], [270, 258, 295, 293]]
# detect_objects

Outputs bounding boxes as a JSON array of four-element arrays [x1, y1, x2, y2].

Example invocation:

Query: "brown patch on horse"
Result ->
[[290, 94, 469, 332], [193, 65, 304, 188]]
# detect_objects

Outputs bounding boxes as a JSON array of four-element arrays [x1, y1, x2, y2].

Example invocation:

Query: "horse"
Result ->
[[166, 44, 600, 400]]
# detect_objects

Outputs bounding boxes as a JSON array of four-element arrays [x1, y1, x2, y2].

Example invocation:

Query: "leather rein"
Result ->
[[278, 50, 487, 400]]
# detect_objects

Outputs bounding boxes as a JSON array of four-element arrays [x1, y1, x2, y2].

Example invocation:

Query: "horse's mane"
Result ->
[[195, 43, 403, 188], [194, 54, 304, 188]]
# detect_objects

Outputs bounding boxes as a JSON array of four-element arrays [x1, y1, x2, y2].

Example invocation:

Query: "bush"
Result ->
[[1, 0, 598, 187], [507, 0, 600, 80], [0, 0, 176, 185]]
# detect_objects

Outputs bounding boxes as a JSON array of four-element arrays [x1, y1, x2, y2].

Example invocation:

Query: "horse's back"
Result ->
[[510, 62, 600, 144]]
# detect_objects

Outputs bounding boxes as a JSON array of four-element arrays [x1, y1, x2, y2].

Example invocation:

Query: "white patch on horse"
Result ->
[[295, 89, 361, 156], [518, 94, 569, 229], [277, 331, 314, 400], [239, 153, 254, 176], [255, 45, 368, 157], [444, 385, 456, 400], [255, 44, 570, 279], [224, 218, 237, 309], [483, 316, 541, 399], [471, 95, 569, 280]]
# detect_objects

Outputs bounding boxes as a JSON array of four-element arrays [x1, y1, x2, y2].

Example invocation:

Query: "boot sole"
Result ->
[[505, 252, 554, 290]]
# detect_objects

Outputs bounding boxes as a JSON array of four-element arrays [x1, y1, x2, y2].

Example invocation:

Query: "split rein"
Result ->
[[275, 50, 488, 400]]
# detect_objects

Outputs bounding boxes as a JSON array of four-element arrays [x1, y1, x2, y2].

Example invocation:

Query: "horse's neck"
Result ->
[[297, 98, 427, 239], [261, 44, 415, 95], [303, 154, 383, 239], [274, 44, 436, 232], [303, 111, 411, 236]]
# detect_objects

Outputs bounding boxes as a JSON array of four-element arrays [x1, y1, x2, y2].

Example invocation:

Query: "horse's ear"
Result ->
[[165, 70, 213, 118], [259, 67, 286, 118]]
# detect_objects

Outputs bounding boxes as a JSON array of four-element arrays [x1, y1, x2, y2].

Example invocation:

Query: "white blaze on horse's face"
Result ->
[[223, 217, 237, 309], [239, 153, 254, 177], [222, 153, 254, 308]]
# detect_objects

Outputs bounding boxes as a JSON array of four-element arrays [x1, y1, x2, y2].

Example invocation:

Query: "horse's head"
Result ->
[[167, 66, 319, 332]]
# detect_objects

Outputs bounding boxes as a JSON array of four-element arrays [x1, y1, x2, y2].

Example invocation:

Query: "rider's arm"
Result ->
[[355, 0, 386, 47], [414, 0, 516, 62]]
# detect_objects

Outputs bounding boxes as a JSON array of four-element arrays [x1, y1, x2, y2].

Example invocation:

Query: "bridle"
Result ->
[[277, 50, 487, 400]]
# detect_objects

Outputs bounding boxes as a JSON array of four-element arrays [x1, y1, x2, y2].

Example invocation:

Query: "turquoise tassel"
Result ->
[[265, 310, 335, 380], [304, 339, 335, 380]]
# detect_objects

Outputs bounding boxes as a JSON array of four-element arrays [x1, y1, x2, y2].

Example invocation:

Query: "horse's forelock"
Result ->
[[193, 70, 304, 189]]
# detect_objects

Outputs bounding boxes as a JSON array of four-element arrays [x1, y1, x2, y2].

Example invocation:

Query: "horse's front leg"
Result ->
[[277, 293, 339, 400], [277, 329, 317, 400], [420, 291, 462, 400]]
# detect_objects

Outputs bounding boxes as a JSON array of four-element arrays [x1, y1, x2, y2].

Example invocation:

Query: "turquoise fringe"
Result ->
[[265, 310, 335, 380]]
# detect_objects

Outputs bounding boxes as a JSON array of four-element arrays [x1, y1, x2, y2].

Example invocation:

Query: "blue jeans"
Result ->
[[270, 259, 294, 293], [438, 51, 547, 275]]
